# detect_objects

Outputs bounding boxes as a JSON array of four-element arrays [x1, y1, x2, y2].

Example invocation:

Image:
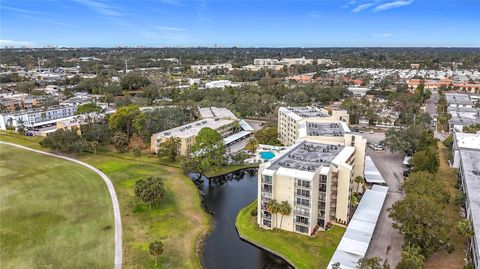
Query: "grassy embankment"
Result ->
[[424, 142, 468, 269], [236, 201, 345, 269], [0, 144, 114, 268], [0, 131, 211, 269]]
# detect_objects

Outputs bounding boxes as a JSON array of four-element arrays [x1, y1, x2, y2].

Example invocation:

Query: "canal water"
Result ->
[[192, 170, 292, 269]]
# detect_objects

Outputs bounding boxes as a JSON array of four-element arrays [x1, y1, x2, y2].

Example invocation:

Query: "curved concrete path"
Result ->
[[0, 141, 123, 269]]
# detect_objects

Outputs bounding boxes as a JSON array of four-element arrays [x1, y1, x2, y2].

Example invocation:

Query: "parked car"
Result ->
[[369, 130, 374, 134], [358, 129, 364, 133]]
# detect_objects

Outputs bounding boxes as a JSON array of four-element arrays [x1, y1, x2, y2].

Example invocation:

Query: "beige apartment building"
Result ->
[[257, 138, 363, 236], [278, 106, 350, 146], [150, 118, 235, 155]]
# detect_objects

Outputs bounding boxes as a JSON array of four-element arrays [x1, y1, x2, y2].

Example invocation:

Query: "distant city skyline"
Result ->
[[1, 0, 479, 48]]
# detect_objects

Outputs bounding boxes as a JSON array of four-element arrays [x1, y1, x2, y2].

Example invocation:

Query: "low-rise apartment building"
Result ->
[[190, 63, 232, 75], [277, 106, 349, 146], [257, 138, 361, 236], [0, 105, 77, 130], [150, 118, 236, 155], [451, 132, 480, 269]]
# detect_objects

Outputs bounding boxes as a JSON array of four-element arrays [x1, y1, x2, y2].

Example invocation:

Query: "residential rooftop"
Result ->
[[455, 132, 480, 151], [268, 141, 344, 172], [154, 118, 234, 139], [459, 150, 480, 263], [446, 93, 474, 106], [3, 105, 76, 116], [198, 106, 238, 120], [286, 106, 330, 118], [305, 122, 349, 137]]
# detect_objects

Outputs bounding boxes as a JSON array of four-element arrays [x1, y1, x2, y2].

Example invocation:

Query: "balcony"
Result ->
[[294, 209, 310, 217], [294, 219, 310, 226], [262, 178, 272, 184], [262, 192, 272, 200], [262, 214, 272, 220]]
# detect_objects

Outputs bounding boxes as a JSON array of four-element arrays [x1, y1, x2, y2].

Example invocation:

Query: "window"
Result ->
[[295, 179, 310, 188], [296, 197, 310, 207], [295, 216, 309, 225], [295, 225, 309, 234], [296, 188, 310, 198]]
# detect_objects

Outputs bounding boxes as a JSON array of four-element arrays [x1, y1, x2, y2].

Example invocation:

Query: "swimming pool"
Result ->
[[259, 151, 275, 160]]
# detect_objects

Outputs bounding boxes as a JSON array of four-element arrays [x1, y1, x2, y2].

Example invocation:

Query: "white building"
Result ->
[[0, 105, 77, 130], [257, 138, 363, 236], [347, 86, 370, 97], [191, 63, 232, 75], [205, 80, 238, 89], [451, 132, 480, 269], [277, 106, 349, 146]]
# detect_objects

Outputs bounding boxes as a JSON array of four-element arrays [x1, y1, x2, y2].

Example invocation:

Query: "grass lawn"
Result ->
[[424, 142, 467, 269], [203, 163, 259, 178], [236, 201, 345, 269], [0, 144, 114, 268], [0, 131, 211, 269]]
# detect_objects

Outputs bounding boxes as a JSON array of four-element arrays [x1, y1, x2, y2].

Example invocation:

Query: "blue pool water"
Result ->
[[259, 151, 275, 160]]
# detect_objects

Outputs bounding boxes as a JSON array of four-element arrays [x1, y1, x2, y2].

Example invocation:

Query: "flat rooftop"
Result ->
[[306, 122, 348, 137], [459, 150, 480, 263], [287, 106, 330, 118], [154, 118, 234, 139], [268, 141, 344, 172], [455, 133, 480, 151], [198, 107, 238, 120], [446, 93, 474, 106], [4, 105, 75, 116]]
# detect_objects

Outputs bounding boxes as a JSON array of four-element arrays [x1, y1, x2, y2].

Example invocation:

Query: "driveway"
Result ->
[[359, 132, 405, 267], [0, 141, 123, 269]]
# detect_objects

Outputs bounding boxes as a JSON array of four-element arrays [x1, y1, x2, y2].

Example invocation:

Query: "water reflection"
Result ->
[[191, 170, 292, 269]]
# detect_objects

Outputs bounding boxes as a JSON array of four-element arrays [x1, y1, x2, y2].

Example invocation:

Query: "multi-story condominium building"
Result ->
[[277, 106, 350, 146], [452, 132, 480, 269], [253, 57, 315, 67], [257, 138, 361, 236], [150, 118, 236, 155], [190, 63, 232, 75], [0, 105, 77, 130]]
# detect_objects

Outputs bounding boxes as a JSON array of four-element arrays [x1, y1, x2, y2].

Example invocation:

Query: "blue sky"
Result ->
[[1, 0, 479, 47]]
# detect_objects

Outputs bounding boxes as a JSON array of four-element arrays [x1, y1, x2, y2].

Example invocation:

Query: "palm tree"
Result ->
[[354, 176, 366, 193], [267, 199, 280, 229], [456, 219, 474, 238], [350, 194, 359, 208], [148, 241, 164, 266], [279, 200, 292, 229]]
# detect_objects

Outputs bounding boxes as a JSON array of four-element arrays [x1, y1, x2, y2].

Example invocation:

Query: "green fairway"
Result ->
[[0, 131, 212, 268], [0, 144, 114, 269], [236, 201, 345, 269]]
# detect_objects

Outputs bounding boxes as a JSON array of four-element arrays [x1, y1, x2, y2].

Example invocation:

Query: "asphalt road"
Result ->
[[357, 132, 405, 267], [0, 141, 123, 269]]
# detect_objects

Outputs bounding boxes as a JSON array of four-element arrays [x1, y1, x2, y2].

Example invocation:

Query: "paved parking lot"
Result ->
[[361, 132, 405, 267]]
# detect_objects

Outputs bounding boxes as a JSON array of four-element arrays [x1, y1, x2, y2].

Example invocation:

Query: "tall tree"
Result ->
[[112, 131, 129, 153], [267, 199, 281, 229], [108, 105, 140, 138], [158, 137, 181, 161], [357, 257, 390, 269], [278, 200, 292, 229], [396, 245, 424, 269], [134, 177, 166, 210], [148, 241, 164, 266], [191, 127, 226, 168], [129, 133, 145, 165], [244, 138, 259, 153]]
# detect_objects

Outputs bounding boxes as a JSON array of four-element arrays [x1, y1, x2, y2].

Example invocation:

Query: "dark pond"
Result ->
[[191, 170, 292, 269]]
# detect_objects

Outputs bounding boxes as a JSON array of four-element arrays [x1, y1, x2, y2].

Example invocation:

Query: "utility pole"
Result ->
[[125, 59, 128, 74]]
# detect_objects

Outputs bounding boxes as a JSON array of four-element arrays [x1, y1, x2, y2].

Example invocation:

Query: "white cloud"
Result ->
[[74, 0, 122, 17], [373, 33, 393, 37], [374, 0, 413, 11], [352, 3, 374, 13], [0, 39, 33, 47]]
